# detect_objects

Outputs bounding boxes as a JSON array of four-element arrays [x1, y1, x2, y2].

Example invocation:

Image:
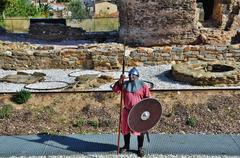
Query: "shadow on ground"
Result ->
[[16, 133, 117, 153]]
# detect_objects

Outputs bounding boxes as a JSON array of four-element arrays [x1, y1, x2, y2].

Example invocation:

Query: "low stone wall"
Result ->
[[0, 41, 239, 70], [29, 23, 86, 41]]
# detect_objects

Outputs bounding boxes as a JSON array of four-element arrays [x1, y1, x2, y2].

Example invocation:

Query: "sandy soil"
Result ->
[[0, 90, 239, 135]]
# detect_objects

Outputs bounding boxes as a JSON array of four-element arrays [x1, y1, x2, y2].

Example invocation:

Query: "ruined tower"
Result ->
[[118, 0, 240, 46]]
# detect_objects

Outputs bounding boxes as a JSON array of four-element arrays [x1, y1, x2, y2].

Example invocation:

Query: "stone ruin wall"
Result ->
[[8, 0, 239, 45], [119, 0, 198, 46], [198, 0, 240, 44], [0, 1, 240, 70], [29, 23, 86, 41], [119, 0, 240, 46], [0, 41, 239, 70], [2, 0, 238, 46]]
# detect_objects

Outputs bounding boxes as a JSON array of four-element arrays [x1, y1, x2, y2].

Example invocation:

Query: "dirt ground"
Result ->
[[0, 90, 239, 136]]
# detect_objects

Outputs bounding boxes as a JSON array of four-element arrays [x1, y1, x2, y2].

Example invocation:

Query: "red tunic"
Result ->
[[112, 80, 151, 135]]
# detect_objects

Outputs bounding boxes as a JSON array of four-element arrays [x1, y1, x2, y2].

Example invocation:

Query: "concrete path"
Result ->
[[0, 134, 239, 157]]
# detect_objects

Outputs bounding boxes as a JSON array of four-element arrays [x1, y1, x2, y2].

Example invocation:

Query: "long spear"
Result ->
[[117, 44, 126, 154]]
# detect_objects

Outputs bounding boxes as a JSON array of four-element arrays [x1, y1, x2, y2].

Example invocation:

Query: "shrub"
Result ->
[[13, 89, 31, 104], [73, 118, 86, 127], [0, 0, 8, 17], [67, 0, 88, 19], [72, 118, 100, 129], [186, 116, 198, 127], [88, 120, 100, 128], [0, 104, 13, 119], [4, 0, 50, 18]]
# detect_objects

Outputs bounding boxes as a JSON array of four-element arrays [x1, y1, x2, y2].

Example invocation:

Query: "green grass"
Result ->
[[0, 104, 13, 119], [87, 120, 100, 128], [13, 89, 31, 104], [73, 118, 87, 127], [72, 118, 100, 129], [186, 116, 198, 127]]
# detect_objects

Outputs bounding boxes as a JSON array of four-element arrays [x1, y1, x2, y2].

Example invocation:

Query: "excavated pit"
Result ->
[[171, 61, 240, 86]]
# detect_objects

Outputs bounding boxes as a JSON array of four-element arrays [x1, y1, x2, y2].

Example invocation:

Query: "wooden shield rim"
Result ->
[[127, 98, 162, 133]]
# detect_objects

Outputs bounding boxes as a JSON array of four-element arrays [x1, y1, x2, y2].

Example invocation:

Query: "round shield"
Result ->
[[128, 98, 162, 133]]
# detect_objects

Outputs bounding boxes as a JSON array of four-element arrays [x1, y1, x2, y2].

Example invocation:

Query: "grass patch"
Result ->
[[73, 118, 87, 127], [72, 118, 100, 129], [13, 89, 31, 104], [0, 104, 13, 119], [88, 120, 100, 129], [186, 116, 198, 127]]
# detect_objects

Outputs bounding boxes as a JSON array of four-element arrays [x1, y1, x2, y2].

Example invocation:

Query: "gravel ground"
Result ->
[[1, 65, 240, 92], [0, 33, 93, 46]]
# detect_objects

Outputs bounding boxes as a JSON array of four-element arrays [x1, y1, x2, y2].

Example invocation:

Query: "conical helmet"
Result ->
[[128, 67, 140, 77]]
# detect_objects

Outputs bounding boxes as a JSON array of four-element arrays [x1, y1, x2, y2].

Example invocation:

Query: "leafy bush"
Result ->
[[0, 104, 13, 119], [0, 0, 8, 17], [13, 89, 32, 104], [186, 116, 198, 127], [4, 0, 49, 17], [67, 0, 88, 19], [38, 3, 51, 18]]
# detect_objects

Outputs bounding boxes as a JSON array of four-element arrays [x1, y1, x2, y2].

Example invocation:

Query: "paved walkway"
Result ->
[[0, 134, 239, 157]]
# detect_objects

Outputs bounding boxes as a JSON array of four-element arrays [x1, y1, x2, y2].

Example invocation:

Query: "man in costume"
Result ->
[[112, 67, 151, 157]]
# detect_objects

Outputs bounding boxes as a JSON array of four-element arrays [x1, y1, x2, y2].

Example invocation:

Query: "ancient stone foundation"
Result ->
[[0, 41, 239, 70], [172, 60, 240, 86]]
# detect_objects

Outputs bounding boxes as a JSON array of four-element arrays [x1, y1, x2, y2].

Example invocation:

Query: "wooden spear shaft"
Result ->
[[117, 45, 125, 155]]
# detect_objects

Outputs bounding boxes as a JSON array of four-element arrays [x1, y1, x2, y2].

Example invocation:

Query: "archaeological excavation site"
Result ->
[[0, 0, 239, 137]]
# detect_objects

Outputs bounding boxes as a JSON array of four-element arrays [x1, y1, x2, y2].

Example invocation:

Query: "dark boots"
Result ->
[[137, 134, 145, 157], [120, 133, 130, 153], [120, 133, 145, 157]]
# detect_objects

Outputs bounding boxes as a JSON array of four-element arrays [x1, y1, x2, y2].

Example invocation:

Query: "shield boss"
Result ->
[[128, 98, 162, 133]]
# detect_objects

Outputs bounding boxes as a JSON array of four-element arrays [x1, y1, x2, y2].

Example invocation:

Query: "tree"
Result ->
[[68, 0, 88, 19], [39, 3, 51, 18], [4, 0, 44, 17], [0, 0, 9, 18]]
